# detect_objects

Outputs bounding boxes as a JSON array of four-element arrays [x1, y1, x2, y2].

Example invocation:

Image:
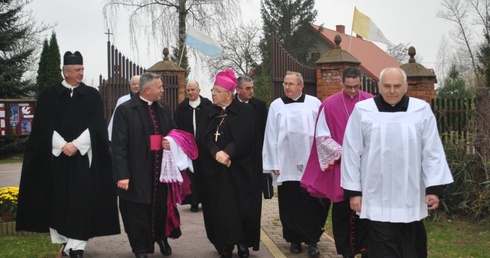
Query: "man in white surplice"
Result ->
[[341, 67, 453, 257], [262, 71, 327, 256]]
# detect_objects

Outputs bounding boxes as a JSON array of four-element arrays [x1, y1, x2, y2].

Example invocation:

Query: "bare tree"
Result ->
[[207, 22, 262, 76], [436, 35, 452, 86], [386, 43, 411, 63], [438, 0, 490, 81], [103, 0, 246, 60]]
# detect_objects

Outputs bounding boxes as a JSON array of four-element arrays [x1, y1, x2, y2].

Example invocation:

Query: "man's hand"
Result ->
[[62, 142, 78, 157], [162, 138, 170, 150], [350, 196, 362, 212], [272, 169, 280, 175], [426, 194, 440, 210], [215, 150, 230, 166], [117, 179, 130, 191]]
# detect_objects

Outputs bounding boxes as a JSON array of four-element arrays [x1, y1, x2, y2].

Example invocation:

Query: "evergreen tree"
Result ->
[[0, 0, 36, 98], [36, 32, 62, 97], [477, 16, 490, 88], [257, 0, 318, 101], [260, 0, 318, 66], [171, 44, 190, 79], [437, 64, 473, 99]]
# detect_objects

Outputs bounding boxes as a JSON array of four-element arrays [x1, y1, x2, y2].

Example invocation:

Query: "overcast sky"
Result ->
[[28, 0, 454, 96]]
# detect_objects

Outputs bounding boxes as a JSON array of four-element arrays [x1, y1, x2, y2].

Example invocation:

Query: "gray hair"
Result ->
[[139, 72, 160, 92], [286, 71, 304, 84], [379, 67, 407, 85], [237, 76, 253, 88]]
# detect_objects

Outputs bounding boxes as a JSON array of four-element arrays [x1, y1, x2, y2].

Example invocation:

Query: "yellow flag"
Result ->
[[352, 7, 391, 45]]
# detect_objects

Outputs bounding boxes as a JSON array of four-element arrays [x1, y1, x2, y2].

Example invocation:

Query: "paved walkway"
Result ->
[[0, 162, 343, 258]]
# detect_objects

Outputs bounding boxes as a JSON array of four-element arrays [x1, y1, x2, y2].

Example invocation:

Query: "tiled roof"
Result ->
[[312, 24, 400, 81]]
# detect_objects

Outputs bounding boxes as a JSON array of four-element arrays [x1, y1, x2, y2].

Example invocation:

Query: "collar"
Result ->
[[281, 92, 305, 104], [61, 80, 79, 90], [374, 94, 409, 112], [189, 98, 201, 108], [140, 96, 153, 105], [236, 95, 249, 103]]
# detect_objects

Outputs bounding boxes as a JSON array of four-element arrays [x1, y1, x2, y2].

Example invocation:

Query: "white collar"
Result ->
[[140, 96, 153, 105]]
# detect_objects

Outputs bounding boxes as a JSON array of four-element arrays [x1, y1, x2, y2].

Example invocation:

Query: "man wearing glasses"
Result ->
[[302, 67, 372, 258], [262, 71, 325, 256]]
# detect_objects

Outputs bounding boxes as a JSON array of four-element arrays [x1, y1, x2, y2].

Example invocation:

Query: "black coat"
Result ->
[[196, 100, 262, 250], [174, 95, 212, 135], [239, 96, 268, 142], [16, 82, 120, 240], [174, 95, 212, 205], [111, 94, 175, 203]]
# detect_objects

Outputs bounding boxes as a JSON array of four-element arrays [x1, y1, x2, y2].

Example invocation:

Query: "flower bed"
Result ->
[[0, 186, 18, 222]]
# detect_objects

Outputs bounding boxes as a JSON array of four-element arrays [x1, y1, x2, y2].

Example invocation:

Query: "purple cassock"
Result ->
[[301, 90, 373, 202], [161, 129, 198, 236]]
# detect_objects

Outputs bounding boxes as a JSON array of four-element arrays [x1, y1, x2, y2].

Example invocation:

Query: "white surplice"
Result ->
[[262, 95, 321, 184], [341, 97, 453, 223]]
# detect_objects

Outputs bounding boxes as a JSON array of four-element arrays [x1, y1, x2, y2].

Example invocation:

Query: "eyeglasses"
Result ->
[[282, 82, 298, 87], [344, 84, 361, 90]]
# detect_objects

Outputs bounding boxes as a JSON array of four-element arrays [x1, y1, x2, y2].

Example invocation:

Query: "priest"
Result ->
[[341, 67, 454, 257], [16, 51, 120, 258], [262, 71, 327, 256], [196, 68, 262, 258]]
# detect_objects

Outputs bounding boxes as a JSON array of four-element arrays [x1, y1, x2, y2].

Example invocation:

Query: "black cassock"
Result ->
[[196, 100, 262, 251], [16, 82, 120, 240], [173, 96, 212, 206]]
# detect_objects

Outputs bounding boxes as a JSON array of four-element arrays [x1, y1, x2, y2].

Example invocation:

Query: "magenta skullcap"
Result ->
[[214, 68, 238, 92]]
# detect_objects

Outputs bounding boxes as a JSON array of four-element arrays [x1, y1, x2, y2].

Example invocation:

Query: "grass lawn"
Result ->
[[324, 210, 490, 257], [0, 234, 59, 258]]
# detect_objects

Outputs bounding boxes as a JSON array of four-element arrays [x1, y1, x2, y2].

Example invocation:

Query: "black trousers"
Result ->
[[368, 220, 427, 258], [119, 183, 169, 254], [332, 199, 369, 256], [278, 181, 328, 244]]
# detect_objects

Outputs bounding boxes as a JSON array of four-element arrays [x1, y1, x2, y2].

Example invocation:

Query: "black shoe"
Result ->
[[69, 250, 84, 258], [289, 242, 302, 253], [237, 244, 250, 258], [190, 204, 199, 212], [307, 243, 320, 256], [135, 253, 148, 258], [157, 239, 172, 256]]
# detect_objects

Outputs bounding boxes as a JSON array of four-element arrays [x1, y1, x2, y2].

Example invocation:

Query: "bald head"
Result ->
[[130, 75, 140, 94], [186, 80, 201, 101]]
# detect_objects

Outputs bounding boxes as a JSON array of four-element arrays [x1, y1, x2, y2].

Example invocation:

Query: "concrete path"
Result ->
[[0, 162, 343, 258]]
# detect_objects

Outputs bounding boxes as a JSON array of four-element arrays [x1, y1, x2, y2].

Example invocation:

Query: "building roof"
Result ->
[[312, 24, 400, 80]]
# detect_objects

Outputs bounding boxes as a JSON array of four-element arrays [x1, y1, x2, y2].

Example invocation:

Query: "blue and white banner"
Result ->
[[185, 26, 223, 57]]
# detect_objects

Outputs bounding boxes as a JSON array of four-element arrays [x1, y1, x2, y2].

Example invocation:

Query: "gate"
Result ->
[[99, 42, 181, 123], [270, 36, 317, 100]]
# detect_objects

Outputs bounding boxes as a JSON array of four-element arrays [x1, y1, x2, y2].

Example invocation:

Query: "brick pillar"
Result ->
[[400, 47, 436, 103], [315, 35, 360, 102], [147, 47, 186, 112]]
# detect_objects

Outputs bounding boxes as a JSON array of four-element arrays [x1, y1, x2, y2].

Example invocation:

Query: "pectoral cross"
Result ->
[[214, 113, 226, 142], [214, 129, 221, 142]]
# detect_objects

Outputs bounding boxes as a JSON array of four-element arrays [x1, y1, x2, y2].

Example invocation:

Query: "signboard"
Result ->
[[0, 99, 36, 137]]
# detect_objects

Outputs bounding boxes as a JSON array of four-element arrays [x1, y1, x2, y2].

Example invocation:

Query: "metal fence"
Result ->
[[431, 98, 475, 142], [99, 42, 146, 123]]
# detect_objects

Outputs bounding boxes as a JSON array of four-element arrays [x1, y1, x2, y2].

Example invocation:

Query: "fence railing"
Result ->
[[431, 98, 475, 142]]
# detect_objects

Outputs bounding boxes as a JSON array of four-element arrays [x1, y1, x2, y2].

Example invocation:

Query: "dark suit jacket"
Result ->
[[236, 96, 268, 143], [111, 93, 175, 204], [174, 95, 213, 134]]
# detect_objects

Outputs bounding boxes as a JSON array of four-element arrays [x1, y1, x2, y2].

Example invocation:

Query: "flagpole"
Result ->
[[349, 7, 356, 53], [179, 35, 186, 66]]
